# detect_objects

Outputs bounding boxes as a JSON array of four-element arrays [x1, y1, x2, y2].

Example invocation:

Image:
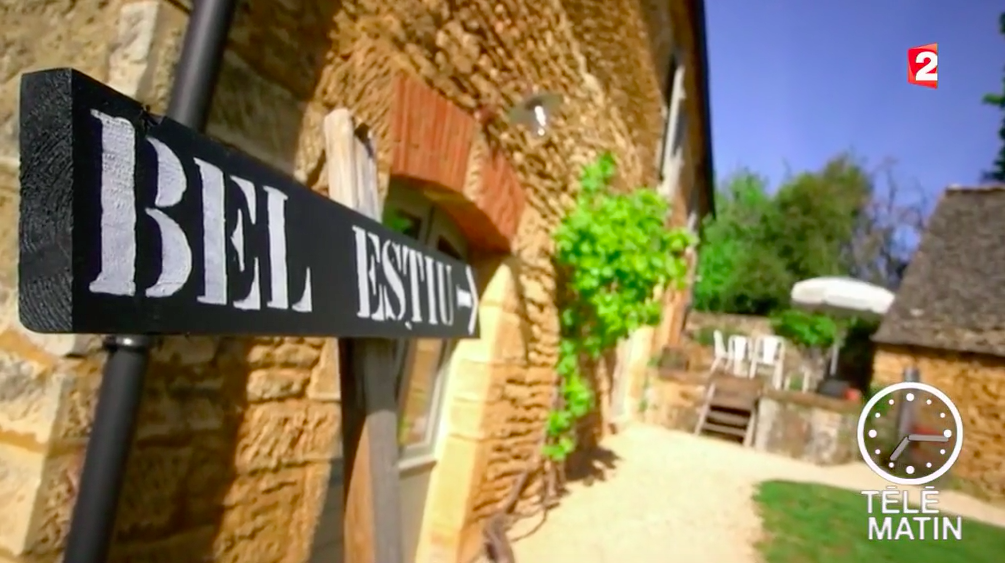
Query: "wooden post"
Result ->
[[324, 110, 404, 563]]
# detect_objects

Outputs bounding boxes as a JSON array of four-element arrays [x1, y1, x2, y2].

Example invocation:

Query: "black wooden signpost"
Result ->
[[17, 2, 478, 562], [18, 73, 479, 339]]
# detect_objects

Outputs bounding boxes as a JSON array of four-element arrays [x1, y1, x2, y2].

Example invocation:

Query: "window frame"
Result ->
[[656, 54, 688, 201], [381, 183, 469, 466], [684, 143, 700, 233], [655, 51, 680, 173]]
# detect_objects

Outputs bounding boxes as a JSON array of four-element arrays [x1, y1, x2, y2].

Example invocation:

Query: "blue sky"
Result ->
[[705, 1, 1003, 200]]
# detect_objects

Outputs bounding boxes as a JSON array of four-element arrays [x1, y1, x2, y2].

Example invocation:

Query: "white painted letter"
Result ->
[[144, 137, 192, 297], [353, 225, 383, 319], [292, 268, 313, 312], [406, 248, 426, 324], [382, 240, 406, 321], [437, 262, 454, 325], [229, 176, 261, 310], [193, 158, 227, 305], [353, 225, 371, 318], [366, 232, 386, 321], [262, 186, 289, 309], [88, 110, 137, 296], [424, 255, 438, 325]]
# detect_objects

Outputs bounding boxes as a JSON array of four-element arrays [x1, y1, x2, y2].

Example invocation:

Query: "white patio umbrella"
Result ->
[[790, 276, 894, 318], [789, 276, 895, 381]]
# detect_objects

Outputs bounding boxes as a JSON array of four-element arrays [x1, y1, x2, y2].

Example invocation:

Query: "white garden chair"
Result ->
[[727, 335, 750, 377], [749, 335, 786, 388], [709, 330, 729, 373]]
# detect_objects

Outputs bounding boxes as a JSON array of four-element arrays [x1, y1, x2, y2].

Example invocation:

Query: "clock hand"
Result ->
[[908, 433, 950, 443], [889, 436, 911, 462]]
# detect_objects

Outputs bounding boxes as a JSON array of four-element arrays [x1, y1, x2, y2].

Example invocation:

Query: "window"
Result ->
[[656, 52, 688, 200], [684, 144, 700, 232], [655, 52, 680, 172], [672, 113, 688, 163], [661, 111, 689, 200], [381, 185, 469, 459]]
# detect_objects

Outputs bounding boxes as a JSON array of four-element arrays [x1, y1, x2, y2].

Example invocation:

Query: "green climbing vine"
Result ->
[[543, 153, 698, 461]]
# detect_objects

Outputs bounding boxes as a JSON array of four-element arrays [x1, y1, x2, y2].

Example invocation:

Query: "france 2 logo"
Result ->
[[908, 43, 938, 89]]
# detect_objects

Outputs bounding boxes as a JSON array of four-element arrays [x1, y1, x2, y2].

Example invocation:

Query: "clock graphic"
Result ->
[[857, 381, 964, 486]]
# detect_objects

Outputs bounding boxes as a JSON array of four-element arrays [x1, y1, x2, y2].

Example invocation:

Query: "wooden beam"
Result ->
[[324, 109, 404, 563], [339, 338, 403, 563]]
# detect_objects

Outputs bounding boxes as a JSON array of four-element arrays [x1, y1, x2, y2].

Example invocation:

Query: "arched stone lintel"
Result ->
[[390, 73, 525, 252]]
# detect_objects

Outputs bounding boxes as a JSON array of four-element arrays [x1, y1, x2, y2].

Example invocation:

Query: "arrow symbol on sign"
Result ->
[[455, 265, 479, 335]]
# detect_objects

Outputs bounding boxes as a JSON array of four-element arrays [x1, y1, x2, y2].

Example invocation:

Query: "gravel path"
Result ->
[[510, 424, 1005, 563]]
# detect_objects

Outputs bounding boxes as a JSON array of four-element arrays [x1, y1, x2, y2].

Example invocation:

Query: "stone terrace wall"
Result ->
[[0, 0, 703, 562], [683, 311, 824, 379], [685, 312, 775, 339], [753, 390, 858, 465], [873, 345, 1005, 503]]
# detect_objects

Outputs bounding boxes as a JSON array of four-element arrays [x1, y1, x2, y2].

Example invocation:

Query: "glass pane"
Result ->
[[383, 207, 422, 240], [383, 207, 424, 398], [437, 237, 461, 260], [399, 338, 445, 446]]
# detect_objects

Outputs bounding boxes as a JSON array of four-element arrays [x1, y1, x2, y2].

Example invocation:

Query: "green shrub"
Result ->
[[546, 152, 696, 461], [769, 309, 839, 349]]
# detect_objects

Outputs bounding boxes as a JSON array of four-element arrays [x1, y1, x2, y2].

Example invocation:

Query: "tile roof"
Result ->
[[874, 185, 1005, 357]]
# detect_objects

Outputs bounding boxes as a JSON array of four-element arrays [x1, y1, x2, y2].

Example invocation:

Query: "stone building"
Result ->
[[0, 0, 714, 562], [872, 186, 1005, 502]]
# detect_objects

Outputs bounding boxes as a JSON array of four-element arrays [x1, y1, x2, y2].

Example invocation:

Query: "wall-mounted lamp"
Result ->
[[505, 92, 563, 137]]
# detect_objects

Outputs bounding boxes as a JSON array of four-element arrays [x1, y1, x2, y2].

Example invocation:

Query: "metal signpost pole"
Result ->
[[62, 1, 238, 562]]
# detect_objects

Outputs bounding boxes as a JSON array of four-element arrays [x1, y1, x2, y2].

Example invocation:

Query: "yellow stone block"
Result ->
[[152, 336, 220, 366], [233, 401, 339, 472], [453, 306, 526, 365], [181, 435, 231, 527], [215, 468, 307, 563], [20, 451, 84, 557], [109, 526, 216, 563], [424, 435, 483, 531], [474, 256, 520, 314], [306, 340, 340, 402], [116, 445, 194, 538], [0, 444, 45, 556], [0, 351, 62, 446], [443, 359, 494, 403], [447, 397, 489, 440], [246, 368, 310, 402]]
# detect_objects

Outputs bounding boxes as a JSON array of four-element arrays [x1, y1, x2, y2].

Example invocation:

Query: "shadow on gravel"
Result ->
[[565, 443, 621, 486]]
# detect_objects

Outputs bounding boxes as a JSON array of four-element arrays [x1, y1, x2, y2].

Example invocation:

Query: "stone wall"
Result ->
[[683, 311, 827, 381], [0, 0, 711, 562], [873, 345, 1005, 503], [752, 390, 859, 465], [640, 370, 705, 432], [685, 312, 775, 339], [639, 370, 860, 466]]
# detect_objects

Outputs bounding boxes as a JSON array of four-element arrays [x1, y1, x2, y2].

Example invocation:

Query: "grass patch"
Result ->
[[754, 480, 1005, 563]]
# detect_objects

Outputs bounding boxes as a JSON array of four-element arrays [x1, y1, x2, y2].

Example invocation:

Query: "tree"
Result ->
[[770, 155, 929, 290], [692, 171, 791, 315], [844, 161, 930, 289], [983, 11, 1005, 183], [766, 155, 871, 281], [693, 154, 929, 317]]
